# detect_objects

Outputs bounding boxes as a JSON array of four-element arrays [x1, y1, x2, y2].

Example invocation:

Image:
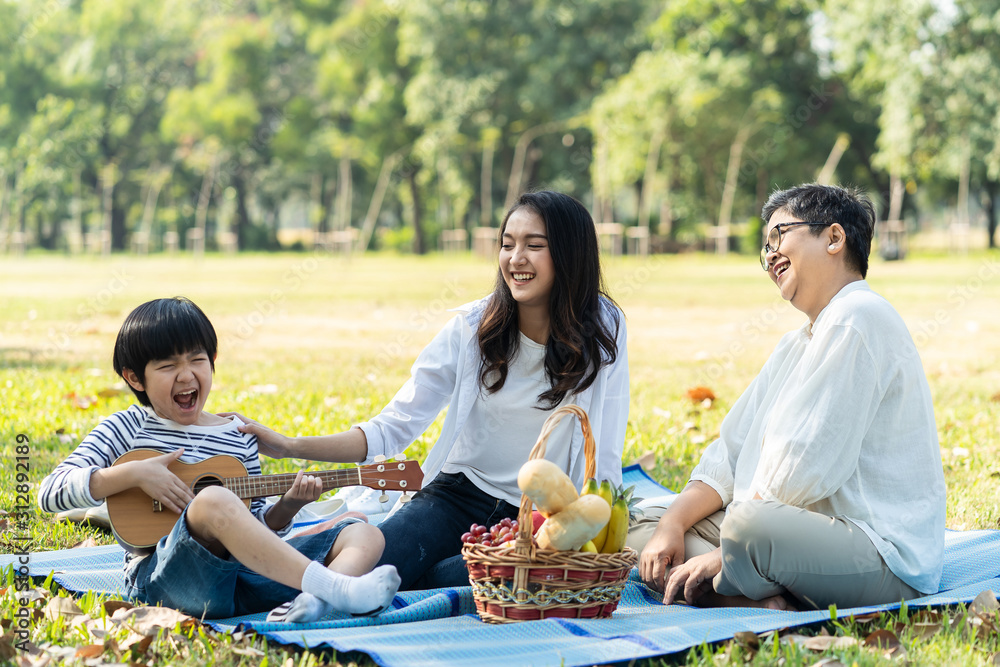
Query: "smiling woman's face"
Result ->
[[764, 211, 835, 319], [499, 207, 555, 311]]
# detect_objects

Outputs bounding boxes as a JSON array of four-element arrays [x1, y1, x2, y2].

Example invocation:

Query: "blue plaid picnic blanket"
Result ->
[[6, 465, 1000, 667]]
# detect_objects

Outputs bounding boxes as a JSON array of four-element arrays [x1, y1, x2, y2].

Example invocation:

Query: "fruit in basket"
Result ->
[[600, 496, 630, 554], [580, 539, 598, 553], [535, 494, 612, 551], [517, 459, 578, 517], [531, 510, 546, 535], [461, 518, 520, 547]]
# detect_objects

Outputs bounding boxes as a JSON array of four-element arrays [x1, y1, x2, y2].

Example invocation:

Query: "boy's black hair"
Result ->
[[113, 297, 217, 406], [761, 183, 876, 278]]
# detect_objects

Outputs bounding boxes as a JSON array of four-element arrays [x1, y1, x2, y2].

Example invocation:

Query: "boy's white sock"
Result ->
[[267, 593, 331, 623], [300, 561, 401, 616]]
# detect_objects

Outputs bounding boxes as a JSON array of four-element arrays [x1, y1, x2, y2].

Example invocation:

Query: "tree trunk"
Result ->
[[232, 170, 251, 250], [717, 124, 753, 255], [481, 139, 494, 227], [957, 134, 971, 228], [407, 169, 426, 255], [983, 180, 998, 250], [102, 163, 115, 256], [639, 128, 665, 232], [359, 153, 400, 252], [887, 172, 904, 222]]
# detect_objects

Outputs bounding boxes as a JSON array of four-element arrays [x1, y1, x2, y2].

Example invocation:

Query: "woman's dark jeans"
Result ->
[[375, 471, 519, 590]]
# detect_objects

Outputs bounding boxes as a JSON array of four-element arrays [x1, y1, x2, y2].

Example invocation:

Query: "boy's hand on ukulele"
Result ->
[[134, 449, 195, 514], [265, 470, 322, 530], [279, 470, 324, 509], [218, 412, 293, 459]]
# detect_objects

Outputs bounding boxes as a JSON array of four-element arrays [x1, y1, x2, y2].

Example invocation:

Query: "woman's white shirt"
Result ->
[[355, 296, 629, 494], [690, 280, 946, 593], [442, 332, 574, 505]]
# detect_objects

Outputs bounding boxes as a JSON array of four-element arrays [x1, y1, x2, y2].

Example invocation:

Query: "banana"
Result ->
[[590, 480, 615, 551], [581, 478, 599, 496], [580, 539, 598, 553], [600, 496, 629, 553]]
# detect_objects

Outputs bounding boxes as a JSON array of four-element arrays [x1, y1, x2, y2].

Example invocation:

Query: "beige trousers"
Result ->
[[627, 497, 921, 610]]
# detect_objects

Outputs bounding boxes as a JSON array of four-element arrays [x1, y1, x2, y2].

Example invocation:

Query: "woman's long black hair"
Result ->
[[477, 191, 620, 409]]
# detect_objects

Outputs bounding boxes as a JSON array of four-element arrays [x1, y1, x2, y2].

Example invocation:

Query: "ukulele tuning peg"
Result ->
[[378, 494, 390, 504], [393, 454, 406, 462], [373, 455, 387, 463], [399, 493, 412, 504]]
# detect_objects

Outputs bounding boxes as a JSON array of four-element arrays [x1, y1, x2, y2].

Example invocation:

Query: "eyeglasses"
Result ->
[[759, 221, 831, 271]]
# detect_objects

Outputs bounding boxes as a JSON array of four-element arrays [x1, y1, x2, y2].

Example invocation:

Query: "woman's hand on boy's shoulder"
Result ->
[[218, 411, 292, 459]]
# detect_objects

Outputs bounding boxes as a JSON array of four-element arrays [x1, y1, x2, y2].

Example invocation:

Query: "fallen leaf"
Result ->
[[811, 636, 857, 651], [909, 621, 942, 640], [808, 659, 846, 667], [733, 630, 760, 651], [863, 628, 901, 650], [988, 651, 1000, 665], [686, 386, 716, 402], [71, 538, 99, 549], [43, 597, 85, 621], [118, 631, 152, 654], [631, 451, 656, 470], [115, 606, 198, 636], [782, 634, 858, 651], [911, 609, 944, 624], [970, 589, 999, 617], [103, 600, 134, 616], [851, 612, 882, 624], [83, 616, 116, 641], [74, 644, 104, 659], [0, 633, 16, 661], [25, 588, 51, 603], [970, 615, 997, 640], [231, 645, 265, 657], [63, 392, 98, 410]]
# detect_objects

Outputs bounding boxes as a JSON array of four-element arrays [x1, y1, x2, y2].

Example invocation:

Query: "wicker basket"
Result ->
[[462, 404, 638, 623]]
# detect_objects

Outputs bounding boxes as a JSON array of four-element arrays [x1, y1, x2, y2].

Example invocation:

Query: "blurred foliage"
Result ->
[[0, 0, 998, 251]]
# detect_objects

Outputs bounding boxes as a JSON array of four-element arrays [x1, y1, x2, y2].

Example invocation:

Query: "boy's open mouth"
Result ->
[[174, 388, 198, 410]]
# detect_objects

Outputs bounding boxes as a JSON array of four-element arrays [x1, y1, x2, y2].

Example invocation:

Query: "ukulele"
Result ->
[[105, 449, 422, 554]]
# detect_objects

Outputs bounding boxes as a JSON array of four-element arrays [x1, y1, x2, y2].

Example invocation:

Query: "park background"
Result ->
[[3, 0, 1000, 665]]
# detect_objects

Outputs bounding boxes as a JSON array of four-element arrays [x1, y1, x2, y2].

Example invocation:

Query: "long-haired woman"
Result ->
[[232, 191, 629, 598]]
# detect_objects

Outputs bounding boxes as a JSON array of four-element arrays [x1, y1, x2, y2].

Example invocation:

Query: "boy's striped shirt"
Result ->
[[39, 405, 271, 525]]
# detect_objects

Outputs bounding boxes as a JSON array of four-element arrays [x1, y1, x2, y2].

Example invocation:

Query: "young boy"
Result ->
[[39, 297, 400, 622]]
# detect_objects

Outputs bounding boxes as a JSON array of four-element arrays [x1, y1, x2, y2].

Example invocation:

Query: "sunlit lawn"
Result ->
[[2, 248, 1000, 665]]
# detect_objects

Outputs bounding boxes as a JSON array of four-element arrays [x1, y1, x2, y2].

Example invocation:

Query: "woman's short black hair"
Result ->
[[762, 183, 876, 278], [112, 297, 217, 406]]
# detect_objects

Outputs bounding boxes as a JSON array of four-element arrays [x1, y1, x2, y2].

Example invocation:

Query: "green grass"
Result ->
[[2, 249, 1000, 665]]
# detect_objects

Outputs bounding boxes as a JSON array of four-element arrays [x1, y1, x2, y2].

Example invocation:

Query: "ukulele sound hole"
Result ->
[[192, 476, 225, 495]]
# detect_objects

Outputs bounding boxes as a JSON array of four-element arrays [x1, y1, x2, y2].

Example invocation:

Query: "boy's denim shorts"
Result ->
[[123, 508, 355, 619]]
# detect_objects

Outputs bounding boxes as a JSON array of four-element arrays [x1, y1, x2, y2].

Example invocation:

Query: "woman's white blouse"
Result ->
[[355, 296, 630, 495], [691, 281, 946, 593]]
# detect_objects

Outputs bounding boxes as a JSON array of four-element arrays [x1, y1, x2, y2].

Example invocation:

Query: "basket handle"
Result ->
[[514, 404, 596, 548]]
